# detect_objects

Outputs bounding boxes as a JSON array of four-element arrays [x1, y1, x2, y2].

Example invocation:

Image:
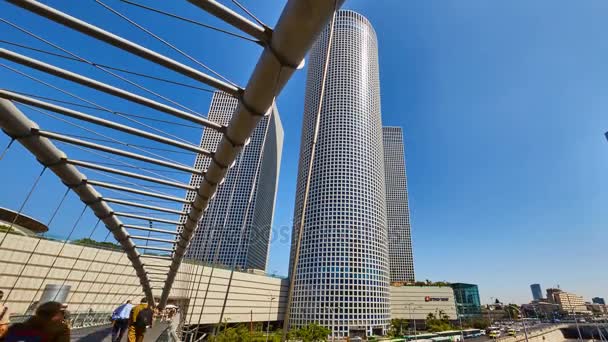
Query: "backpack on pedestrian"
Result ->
[[134, 307, 153, 330]]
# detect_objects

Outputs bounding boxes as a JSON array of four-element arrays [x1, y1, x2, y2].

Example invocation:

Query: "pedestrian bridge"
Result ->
[[0, 0, 343, 340]]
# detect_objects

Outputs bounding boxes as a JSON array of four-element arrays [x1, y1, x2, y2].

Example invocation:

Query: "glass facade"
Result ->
[[531, 284, 543, 301], [451, 283, 481, 317]]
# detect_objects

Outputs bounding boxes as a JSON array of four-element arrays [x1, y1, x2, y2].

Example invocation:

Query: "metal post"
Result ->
[[566, 295, 583, 341], [407, 304, 418, 342], [458, 304, 464, 342], [266, 296, 275, 342], [521, 307, 529, 342]]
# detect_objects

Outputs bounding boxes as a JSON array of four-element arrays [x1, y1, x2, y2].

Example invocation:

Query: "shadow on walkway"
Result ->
[[71, 325, 113, 341], [71, 322, 169, 342]]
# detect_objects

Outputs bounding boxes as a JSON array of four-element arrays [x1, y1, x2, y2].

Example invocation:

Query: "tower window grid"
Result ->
[[180, 91, 282, 271], [289, 10, 391, 338]]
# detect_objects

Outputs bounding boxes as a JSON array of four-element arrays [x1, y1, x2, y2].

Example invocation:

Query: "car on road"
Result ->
[[507, 328, 516, 336], [488, 330, 501, 338]]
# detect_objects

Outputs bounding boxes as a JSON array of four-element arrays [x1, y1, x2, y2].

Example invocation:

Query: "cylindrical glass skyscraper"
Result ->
[[289, 10, 390, 338]]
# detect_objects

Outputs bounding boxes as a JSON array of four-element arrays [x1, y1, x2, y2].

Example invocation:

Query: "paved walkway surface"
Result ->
[[71, 321, 170, 342]]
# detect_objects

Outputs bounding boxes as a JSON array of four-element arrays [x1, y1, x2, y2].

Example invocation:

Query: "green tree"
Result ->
[[388, 318, 409, 337], [210, 323, 282, 342], [72, 237, 121, 250], [468, 318, 491, 330], [504, 304, 520, 320], [288, 323, 331, 342], [425, 312, 455, 332]]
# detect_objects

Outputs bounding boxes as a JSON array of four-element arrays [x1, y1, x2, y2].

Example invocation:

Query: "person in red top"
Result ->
[[0, 290, 10, 339]]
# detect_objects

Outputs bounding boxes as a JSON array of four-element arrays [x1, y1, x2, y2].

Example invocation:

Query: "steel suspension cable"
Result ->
[[8, 91, 202, 129], [0, 138, 15, 161], [77, 246, 138, 316], [198, 151, 248, 333], [70, 146, 188, 185], [1, 18, 205, 117], [95, 0, 238, 89], [214, 107, 273, 335], [283, 2, 338, 337], [214, 44, 286, 335], [1, 187, 70, 306], [58, 134, 195, 156], [50, 218, 103, 303], [28, 204, 89, 306], [0, 166, 46, 249], [118, 0, 261, 44], [69, 229, 113, 321], [231, 0, 266, 28], [0, 39, 217, 93], [185, 150, 247, 339], [0, 63, 199, 146], [23, 104, 195, 171], [182, 232, 213, 339], [96, 254, 144, 311]]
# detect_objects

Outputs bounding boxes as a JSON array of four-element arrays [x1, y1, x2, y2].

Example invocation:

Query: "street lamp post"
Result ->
[[325, 304, 341, 342], [265, 296, 275, 342], [519, 306, 530, 342], [406, 303, 421, 342], [457, 304, 464, 342]]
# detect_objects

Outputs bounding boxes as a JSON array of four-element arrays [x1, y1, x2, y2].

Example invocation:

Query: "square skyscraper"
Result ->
[[383, 126, 415, 282], [181, 91, 283, 271]]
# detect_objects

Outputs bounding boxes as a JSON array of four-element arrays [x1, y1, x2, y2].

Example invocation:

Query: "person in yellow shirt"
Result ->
[[127, 298, 153, 342]]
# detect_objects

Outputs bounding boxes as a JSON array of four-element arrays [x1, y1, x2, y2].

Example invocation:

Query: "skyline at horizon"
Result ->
[[0, 0, 606, 306]]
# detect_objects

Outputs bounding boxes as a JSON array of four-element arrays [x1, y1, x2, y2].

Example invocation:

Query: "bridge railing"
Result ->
[[10, 311, 113, 330]]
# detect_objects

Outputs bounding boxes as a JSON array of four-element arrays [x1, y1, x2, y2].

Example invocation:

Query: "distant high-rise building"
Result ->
[[531, 284, 543, 301], [593, 297, 606, 305], [182, 91, 283, 271], [546, 288, 562, 303], [553, 291, 589, 314], [288, 10, 390, 338], [383, 127, 415, 282]]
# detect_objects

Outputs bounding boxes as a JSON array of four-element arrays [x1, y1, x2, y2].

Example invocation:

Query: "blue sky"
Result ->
[[0, 1, 607, 305]]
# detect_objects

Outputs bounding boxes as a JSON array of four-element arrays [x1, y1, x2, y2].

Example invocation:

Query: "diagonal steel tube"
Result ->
[[0, 90, 209, 155], [114, 212, 183, 225], [122, 224, 178, 236], [158, 0, 345, 308], [67, 159, 195, 190], [37, 130, 203, 174], [0, 48, 224, 130], [186, 0, 267, 41], [131, 236, 175, 244], [86, 180, 190, 203], [0, 99, 155, 304], [5, 0, 241, 95], [104, 198, 185, 215]]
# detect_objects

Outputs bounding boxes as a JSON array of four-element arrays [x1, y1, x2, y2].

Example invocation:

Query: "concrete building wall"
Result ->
[[390, 286, 457, 320], [0, 235, 287, 325]]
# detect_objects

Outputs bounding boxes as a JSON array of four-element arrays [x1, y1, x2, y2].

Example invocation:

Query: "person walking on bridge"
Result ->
[[111, 300, 133, 342], [0, 290, 10, 339], [127, 298, 153, 342]]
